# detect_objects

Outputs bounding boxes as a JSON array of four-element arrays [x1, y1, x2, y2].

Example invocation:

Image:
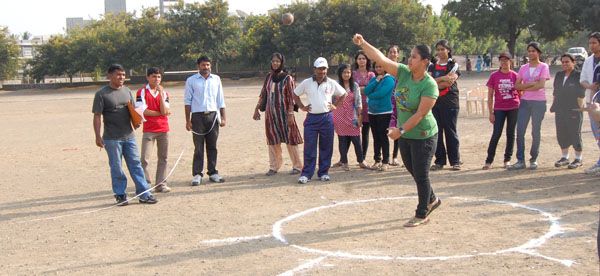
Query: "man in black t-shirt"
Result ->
[[92, 64, 158, 206]]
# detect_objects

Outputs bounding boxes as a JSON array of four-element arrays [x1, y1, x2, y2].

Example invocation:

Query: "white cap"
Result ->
[[313, 57, 328, 68]]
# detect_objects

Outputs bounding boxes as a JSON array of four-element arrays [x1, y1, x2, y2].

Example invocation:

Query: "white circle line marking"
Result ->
[[272, 196, 575, 266]]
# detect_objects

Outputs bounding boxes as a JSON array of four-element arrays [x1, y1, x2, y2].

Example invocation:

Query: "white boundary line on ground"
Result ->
[[271, 196, 575, 267], [200, 234, 272, 245], [277, 256, 328, 276], [14, 147, 187, 224]]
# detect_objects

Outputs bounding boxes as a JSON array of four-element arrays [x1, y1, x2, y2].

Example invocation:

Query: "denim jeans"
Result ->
[[338, 135, 363, 164], [485, 109, 518, 164], [104, 137, 153, 198], [432, 106, 460, 166], [516, 100, 546, 162], [398, 135, 438, 219]]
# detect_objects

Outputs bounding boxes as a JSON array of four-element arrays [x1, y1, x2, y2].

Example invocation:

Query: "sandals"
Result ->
[[389, 159, 401, 166], [370, 162, 382, 170], [482, 163, 492, 170], [342, 163, 350, 171], [430, 164, 444, 171], [331, 162, 343, 168], [265, 169, 277, 176], [404, 216, 430, 227], [358, 162, 370, 169]]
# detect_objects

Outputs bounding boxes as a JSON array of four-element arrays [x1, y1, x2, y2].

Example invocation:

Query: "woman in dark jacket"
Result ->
[[550, 53, 586, 169]]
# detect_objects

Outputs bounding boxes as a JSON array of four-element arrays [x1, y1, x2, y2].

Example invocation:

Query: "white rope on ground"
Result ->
[[14, 146, 187, 224]]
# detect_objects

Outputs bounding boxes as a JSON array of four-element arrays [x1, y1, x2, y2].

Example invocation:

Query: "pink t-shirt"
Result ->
[[486, 70, 520, 110], [517, 62, 550, 101]]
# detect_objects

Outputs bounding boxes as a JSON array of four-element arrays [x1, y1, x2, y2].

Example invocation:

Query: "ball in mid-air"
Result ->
[[282, 13, 294, 25]]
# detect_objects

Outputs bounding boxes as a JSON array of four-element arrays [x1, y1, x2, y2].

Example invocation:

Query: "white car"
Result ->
[[567, 47, 588, 60]]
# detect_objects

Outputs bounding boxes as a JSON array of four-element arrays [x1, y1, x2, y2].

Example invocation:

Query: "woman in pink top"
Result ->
[[353, 51, 375, 160], [509, 42, 551, 170], [483, 52, 520, 169]]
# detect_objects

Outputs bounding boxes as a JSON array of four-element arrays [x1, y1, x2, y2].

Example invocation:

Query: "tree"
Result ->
[[0, 27, 20, 82], [21, 31, 31, 40], [445, 0, 576, 57]]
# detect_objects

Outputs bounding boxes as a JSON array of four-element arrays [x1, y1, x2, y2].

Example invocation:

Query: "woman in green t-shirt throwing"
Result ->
[[353, 34, 441, 227]]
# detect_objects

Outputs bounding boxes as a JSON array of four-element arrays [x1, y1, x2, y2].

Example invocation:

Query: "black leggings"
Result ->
[[369, 114, 392, 163], [338, 136, 363, 163]]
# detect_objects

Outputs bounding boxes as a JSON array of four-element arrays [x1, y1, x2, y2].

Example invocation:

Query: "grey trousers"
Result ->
[[140, 132, 169, 185]]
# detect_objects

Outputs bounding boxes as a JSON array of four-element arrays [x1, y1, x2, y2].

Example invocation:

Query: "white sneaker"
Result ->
[[191, 175, 202, 186], [298, 176, 310, 184], [320, 175, 330, 181], [584, 163, 600, 175], [209, 174, 225, 183]]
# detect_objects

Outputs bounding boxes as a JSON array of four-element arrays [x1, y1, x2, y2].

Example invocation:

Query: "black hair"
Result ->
[[107, 64, 125, 74], [372, 62, 387, 76], [387, 45, 400, 60], [435, 39, 453, 58], [337, 63, 356, 91], [589, 32, 600, 43], [560, 53, 575, 63], [413, 44, 432, 61], [353, 50, 371, 71], [196, 55, 211, 64], [271, 52, 285, 71], [146, 67, 162, 76], [527, 42, 542, 54]]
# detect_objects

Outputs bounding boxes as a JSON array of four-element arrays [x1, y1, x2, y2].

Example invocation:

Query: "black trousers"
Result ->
[[432, 105, 460, 166], [398, 135, 437, 219], [361, 122, 370, 159], [369, 114, 392, 163], [192, 112, 219, 176], [485, 109, 518, 164], [555, 111, 583, 151], [338, 135, 363, 163]]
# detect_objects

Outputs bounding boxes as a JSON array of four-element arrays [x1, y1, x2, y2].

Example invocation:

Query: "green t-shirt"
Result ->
[[394, 63, 438, 139]]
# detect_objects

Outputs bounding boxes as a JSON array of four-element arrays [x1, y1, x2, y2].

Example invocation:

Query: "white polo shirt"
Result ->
[[294, 76, 346, 114]]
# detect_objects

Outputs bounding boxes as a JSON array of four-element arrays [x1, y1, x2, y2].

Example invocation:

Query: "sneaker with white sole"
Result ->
[[508, 161, 526, 170], [191, 174, 202, 186], [320, 175, 331, 181], [529, 161, 538, 170], [209, 174, 225, 183], [298, 176, 310, 184]]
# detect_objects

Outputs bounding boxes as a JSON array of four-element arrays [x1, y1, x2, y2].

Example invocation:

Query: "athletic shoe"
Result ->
[[115, 195, 128, 206], [155, 184, 171, 193], [209, 174, 225, 183], [320, 175, 331, 181], [584, 163, 600, 175], [404, 216, 429, 227], [298, 176, 310, 184], [503, 161, 511, 168], [426, 197, 442, 217], [430, 164, 444, 171], [191, 174, 202, 186], [554, 157, 570, 167], [139, 195, 158, 204], [508, 161, 526, 170], [529, 161, 538, 170], [451, 164, 461, 171], [567, 159, 582, 169]]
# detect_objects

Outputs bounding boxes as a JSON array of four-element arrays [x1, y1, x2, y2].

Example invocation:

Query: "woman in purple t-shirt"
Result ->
[[483, 52, 520, 169], [509, 42, 551, 170]]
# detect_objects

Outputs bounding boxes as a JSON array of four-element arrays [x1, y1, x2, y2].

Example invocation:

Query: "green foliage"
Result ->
[[0, 27, 20, 81]]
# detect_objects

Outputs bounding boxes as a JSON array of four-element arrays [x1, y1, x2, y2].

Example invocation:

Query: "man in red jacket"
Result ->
[[136, 67, 172, 192]]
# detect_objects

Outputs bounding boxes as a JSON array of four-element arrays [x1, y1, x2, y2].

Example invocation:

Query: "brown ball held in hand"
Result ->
[[282, 13, 294, 25]]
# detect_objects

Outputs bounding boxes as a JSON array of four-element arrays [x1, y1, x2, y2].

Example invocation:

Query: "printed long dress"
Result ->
[[333, 89, 361, 136], [259, 73, 303, 145]]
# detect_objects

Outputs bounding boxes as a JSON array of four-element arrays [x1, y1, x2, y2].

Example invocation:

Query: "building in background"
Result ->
[[66, 17, 92, 32], [159, 0, 178, 17], [105, 0, 126, 15]]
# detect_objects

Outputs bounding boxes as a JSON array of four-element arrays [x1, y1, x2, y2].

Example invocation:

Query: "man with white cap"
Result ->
[[293, 57, 347, 184]]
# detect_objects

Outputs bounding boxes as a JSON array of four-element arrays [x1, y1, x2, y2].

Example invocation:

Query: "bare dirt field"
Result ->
[[0, 72, 598, 275]]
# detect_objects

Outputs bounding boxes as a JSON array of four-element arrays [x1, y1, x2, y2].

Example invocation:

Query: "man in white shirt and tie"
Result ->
[[184, 56, 227, 185]]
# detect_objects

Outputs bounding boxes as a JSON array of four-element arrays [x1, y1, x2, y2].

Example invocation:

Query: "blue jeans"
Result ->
[[104, 137, 153, 198], [516, 100, 546, 162], [302, 113, 334, 179]]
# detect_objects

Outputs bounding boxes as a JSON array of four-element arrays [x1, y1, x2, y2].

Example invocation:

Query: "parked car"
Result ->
[[567, 47, 588, 70]]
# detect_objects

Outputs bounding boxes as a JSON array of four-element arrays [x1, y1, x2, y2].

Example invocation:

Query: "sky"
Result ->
[[0, 0, 446, 36]]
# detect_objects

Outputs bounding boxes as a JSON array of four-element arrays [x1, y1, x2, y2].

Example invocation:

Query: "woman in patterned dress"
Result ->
[[253, 53, 303, 176], [332, 64, 370, 171]]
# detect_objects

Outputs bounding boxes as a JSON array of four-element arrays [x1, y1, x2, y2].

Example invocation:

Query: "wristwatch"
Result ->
[[399, 127, 405, 135]]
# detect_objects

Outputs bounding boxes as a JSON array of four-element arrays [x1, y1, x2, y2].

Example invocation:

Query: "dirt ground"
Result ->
[[0, 71, 598, 275]]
